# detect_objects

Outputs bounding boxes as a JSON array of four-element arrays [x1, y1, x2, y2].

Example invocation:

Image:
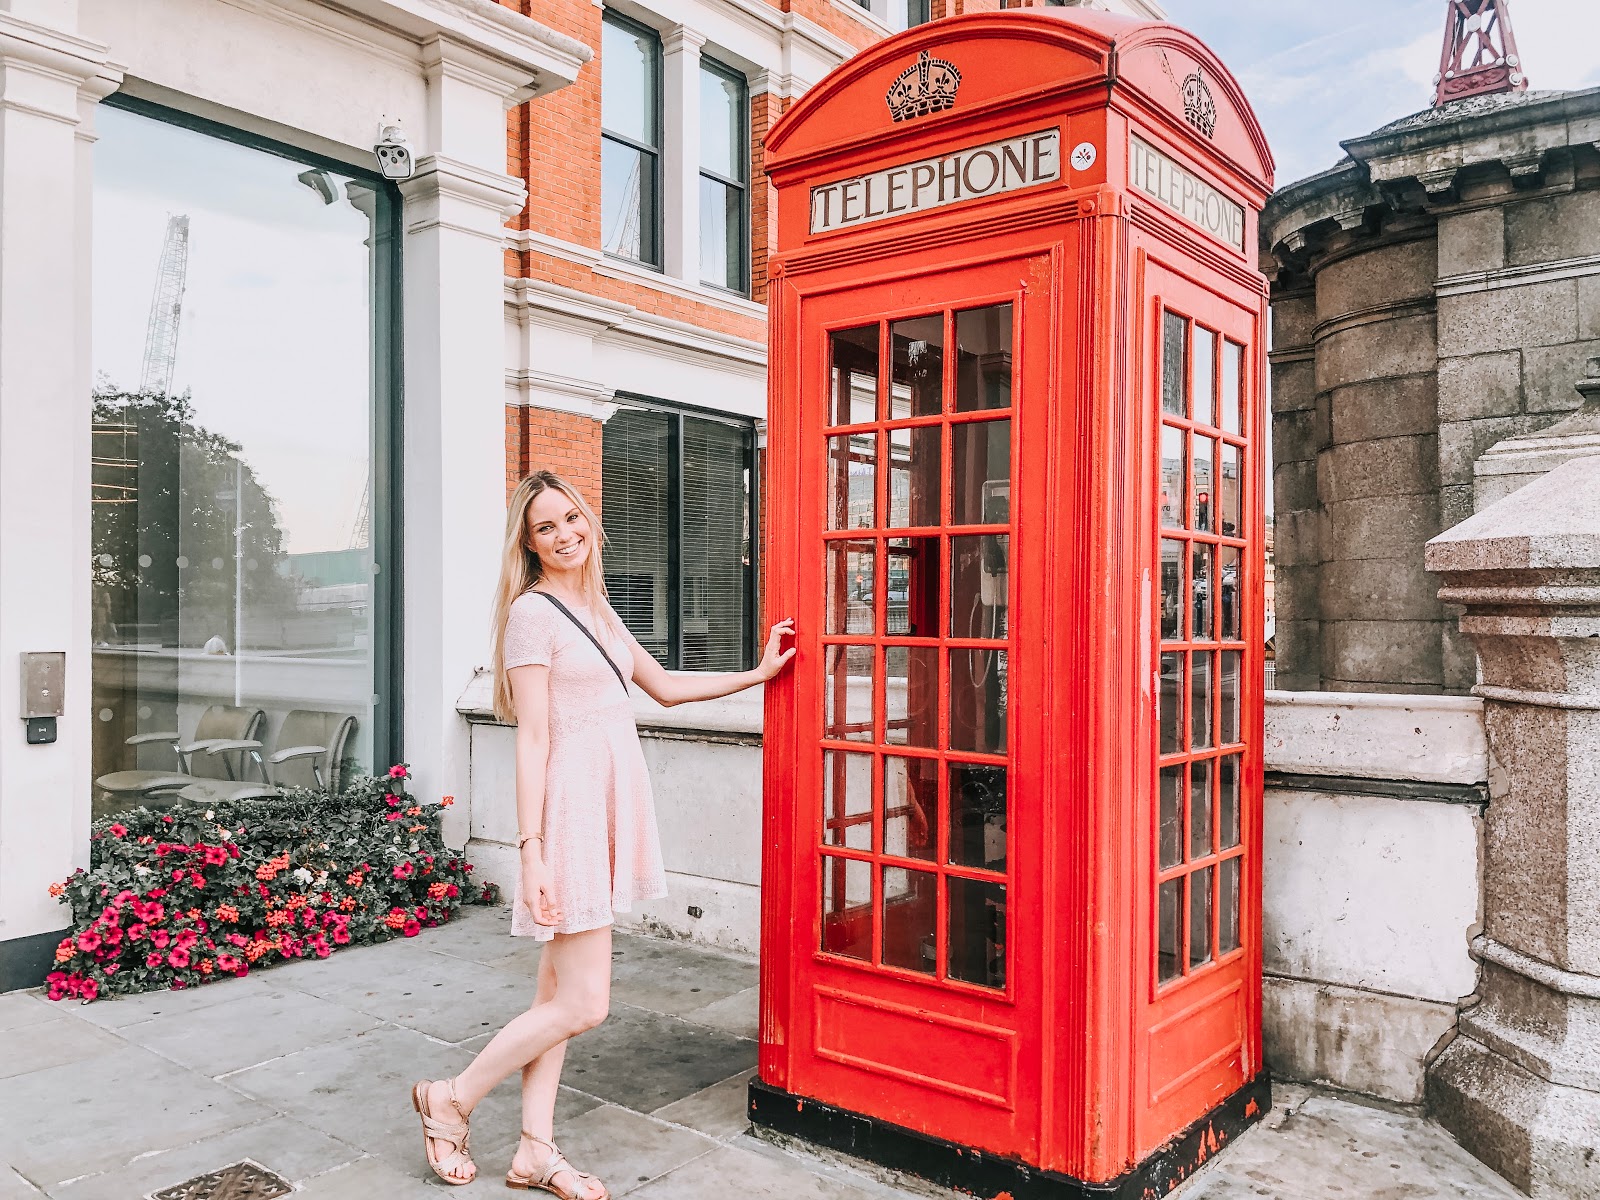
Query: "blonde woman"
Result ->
[[412, 470, 794, 1197]]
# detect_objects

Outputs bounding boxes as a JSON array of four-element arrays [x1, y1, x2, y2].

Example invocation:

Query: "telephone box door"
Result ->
[[1137, 253, 1265, 1154], [783, 250, 1058, 1157]]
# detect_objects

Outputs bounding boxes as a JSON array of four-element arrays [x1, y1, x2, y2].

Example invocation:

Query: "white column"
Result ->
[[400, 37, 530, 847], [661, 26, 704, 284], [0, 4, 117, 969]]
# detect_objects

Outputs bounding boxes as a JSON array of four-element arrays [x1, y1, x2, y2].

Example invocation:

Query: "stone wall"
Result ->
[[1263, 86, 1600, 694]]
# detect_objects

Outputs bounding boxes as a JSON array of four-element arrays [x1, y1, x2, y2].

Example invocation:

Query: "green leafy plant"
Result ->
[[46, 766, 499, 1003]]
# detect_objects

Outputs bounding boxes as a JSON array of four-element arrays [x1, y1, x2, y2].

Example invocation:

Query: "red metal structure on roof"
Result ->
[[1434, 0, 1528, 107], [752, 10, 1274, 1197]]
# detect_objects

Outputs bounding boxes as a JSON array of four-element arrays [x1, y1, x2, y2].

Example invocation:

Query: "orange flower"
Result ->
[[266, 910, 292, 928], [440, 796, 455, 807], [407, 824, 425, 833], [47, 881, 65, 899], [427, 882, 448, 900], [285, 894, 306, 910], [245, 940, 271, 961], [405, 807, 421, 817], [255, 864, 277, 882], [187, 908, 202, 921], [54, 941, 74, 964], [198, 959, 215, 976], [216, 904, 239, 922], [345, 872, 364, 888], [384, 911, 407, 929], [339, 896, 357, 912]]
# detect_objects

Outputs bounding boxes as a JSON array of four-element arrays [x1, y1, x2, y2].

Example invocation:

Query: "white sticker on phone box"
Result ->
[[1071, 142, 1098, 171]]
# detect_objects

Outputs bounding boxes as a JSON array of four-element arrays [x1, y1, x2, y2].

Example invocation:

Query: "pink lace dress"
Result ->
[[502, 590, 666, 940]]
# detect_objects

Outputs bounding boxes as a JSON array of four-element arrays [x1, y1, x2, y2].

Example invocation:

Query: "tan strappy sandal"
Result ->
[[411, 1078, 476, 1185], [505, 1132, 609, 1199]]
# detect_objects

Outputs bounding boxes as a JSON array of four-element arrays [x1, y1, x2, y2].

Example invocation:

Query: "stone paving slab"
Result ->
[[0, 907, 1527, 1200]]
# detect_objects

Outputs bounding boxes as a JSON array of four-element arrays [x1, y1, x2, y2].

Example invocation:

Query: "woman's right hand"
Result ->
[[520, 846, 561, 927]]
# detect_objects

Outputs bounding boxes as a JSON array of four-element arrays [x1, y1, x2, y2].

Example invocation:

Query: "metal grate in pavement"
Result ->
[[147, 1160, 294, 1200]]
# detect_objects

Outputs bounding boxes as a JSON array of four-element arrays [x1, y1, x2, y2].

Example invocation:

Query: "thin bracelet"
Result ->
[[518, 832, 544, 849]]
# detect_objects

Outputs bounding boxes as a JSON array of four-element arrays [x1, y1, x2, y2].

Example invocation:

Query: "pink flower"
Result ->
[[150, 929, 171, 949], [146, 952, 164, 968], [384, 812, 400, 822], [392, 862, 414, 879], [332, 928, 351, 945], [385, 794, 401, 808], [388, 764, 408, 778], [167, 948, 190, 969], [126, 923, 147, 942], [402, 920, 421, 937], [80, 979, 99, 1002], [108, 823, 128, 838], [76, 930, 101, 953]]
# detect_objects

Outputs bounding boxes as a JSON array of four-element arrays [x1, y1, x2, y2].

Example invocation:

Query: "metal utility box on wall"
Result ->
[[752, 12, 1274, 1197]]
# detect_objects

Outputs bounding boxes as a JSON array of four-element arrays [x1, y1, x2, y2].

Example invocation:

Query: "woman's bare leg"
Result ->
[[420, 926, 612, 1185], [520, 945, 565, 1140]]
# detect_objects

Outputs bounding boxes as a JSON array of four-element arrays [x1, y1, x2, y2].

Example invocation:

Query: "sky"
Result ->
[[1161, 0, 1600, 187]]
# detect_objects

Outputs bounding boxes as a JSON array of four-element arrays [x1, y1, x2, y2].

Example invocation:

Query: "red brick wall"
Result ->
[[505, 405, 604, 513]]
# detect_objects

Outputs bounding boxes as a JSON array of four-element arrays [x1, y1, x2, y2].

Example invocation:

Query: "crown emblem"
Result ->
[[1182, 68, 1217, 138], [886, 50, 962, 122]]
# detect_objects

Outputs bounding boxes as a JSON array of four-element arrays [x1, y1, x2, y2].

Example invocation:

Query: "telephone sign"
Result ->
[[755, 11, 1274, 1199]]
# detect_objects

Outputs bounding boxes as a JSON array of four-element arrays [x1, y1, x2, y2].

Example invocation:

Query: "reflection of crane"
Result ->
[[345, 470, 370, 551], [139, 214, 190, 396]]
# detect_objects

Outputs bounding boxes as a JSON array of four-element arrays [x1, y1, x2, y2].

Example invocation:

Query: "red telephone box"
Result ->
[[752, 11, 1273, 1197]]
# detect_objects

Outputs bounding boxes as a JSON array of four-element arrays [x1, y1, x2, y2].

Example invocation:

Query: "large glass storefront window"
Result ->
[[90, 101, 399, 816]]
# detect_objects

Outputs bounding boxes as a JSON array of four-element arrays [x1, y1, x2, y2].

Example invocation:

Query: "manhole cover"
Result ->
[[147, 1160, 294, 1200]]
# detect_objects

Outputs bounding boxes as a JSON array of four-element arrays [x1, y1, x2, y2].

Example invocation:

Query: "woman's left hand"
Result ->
[[756, 618, 797, 681]]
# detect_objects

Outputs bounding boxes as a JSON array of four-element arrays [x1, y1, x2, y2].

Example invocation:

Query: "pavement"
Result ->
[[0, 905, 1522, 1200]]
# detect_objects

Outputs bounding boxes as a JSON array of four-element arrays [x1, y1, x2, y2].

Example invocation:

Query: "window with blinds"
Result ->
[[602, 401, 755, 671]]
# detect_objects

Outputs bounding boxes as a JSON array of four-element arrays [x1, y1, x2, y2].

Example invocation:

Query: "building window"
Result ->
[[602, 11, 663, 268], [699, 57, 749, 295], [90, 98, 400, 816], [855, 0, 931, 28], [602, 402, 757, 671]]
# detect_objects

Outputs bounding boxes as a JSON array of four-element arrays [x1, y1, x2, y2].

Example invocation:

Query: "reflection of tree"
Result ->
[[92, 383, 297, 648]]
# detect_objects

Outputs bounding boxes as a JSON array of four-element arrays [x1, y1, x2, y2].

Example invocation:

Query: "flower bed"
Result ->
[[47, 766, 496, 1003]]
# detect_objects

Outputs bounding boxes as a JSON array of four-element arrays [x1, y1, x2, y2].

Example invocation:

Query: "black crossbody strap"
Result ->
[[535, 591, 628, 694]]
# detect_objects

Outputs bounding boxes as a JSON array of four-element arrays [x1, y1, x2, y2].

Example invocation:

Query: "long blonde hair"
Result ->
[[490, 471, 616, 723]]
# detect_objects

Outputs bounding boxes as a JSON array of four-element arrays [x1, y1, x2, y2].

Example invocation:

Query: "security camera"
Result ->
[[373, 118, 415, 181]]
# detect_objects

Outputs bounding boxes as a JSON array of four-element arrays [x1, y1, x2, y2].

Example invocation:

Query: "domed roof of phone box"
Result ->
[[766, 10, 1274, 198]]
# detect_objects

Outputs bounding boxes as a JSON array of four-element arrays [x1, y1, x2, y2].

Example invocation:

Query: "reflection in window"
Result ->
[[955, 304, 1012, 412], [883, 866, 936, 974], [1162, 311, 1187, 416], [1190, 866, 1214, 968], [948, 763, 1006, 870], [1221, 650, 1241, 744], [825, 645, 874, 742], [1192, 435, 1215, 532], [699, 58, 748, 293], [1161, 539, 1184, 640], [1192, 651, 1213, 750], [1191, 543, 1214, 641], [951, 535, 1008, 640], [1222, 340, 1243, 435], [890, 315, 943, 419], [828, 433, 877, 530], [1219, 545, 1240, 641], [1189, 758, 1213, 860], [823, 750, 873, 851], [822, 855, 872, 959], [1158, 878, 1182, 983], [889, 426, 940, 528], [884, 756, 937, 860], [826, 541, 875, 636], [602, 13, 662, 266], [885, 645, 938, 748], [1160, 652, 1184, 755], [1160, 426, 1186, 529], [830, 326, 879, 427], [948, 877, 1006, 989], [1159, 765, 1184, 869], [1220, 755, 1241, 849], [1193, 326, 1216, 427], [951, 420, 1010, 526], [1220, 856, 1241, 955], [950, 649, 1006, 754], [887, 537, 940, 638], [90, 103, 395, 814], [1220, 442, 1242, 537]]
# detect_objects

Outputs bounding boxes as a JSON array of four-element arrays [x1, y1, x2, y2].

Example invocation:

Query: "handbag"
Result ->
[[535, 591, 628, 693]]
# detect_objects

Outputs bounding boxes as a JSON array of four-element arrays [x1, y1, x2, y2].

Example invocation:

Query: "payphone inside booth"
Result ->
[[754, 11, 1273, 1198]]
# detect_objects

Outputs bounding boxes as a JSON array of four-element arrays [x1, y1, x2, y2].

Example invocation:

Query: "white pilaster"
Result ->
[[0, 5, 117, 955], [400, 37, 530, 847], [661, 25, 705, 284]]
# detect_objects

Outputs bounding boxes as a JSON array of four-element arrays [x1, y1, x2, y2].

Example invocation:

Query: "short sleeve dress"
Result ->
[[501, 590, 667, 940]]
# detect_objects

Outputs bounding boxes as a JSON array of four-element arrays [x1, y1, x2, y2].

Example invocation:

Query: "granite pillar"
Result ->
[[1424, 455, 1600, 1198]]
